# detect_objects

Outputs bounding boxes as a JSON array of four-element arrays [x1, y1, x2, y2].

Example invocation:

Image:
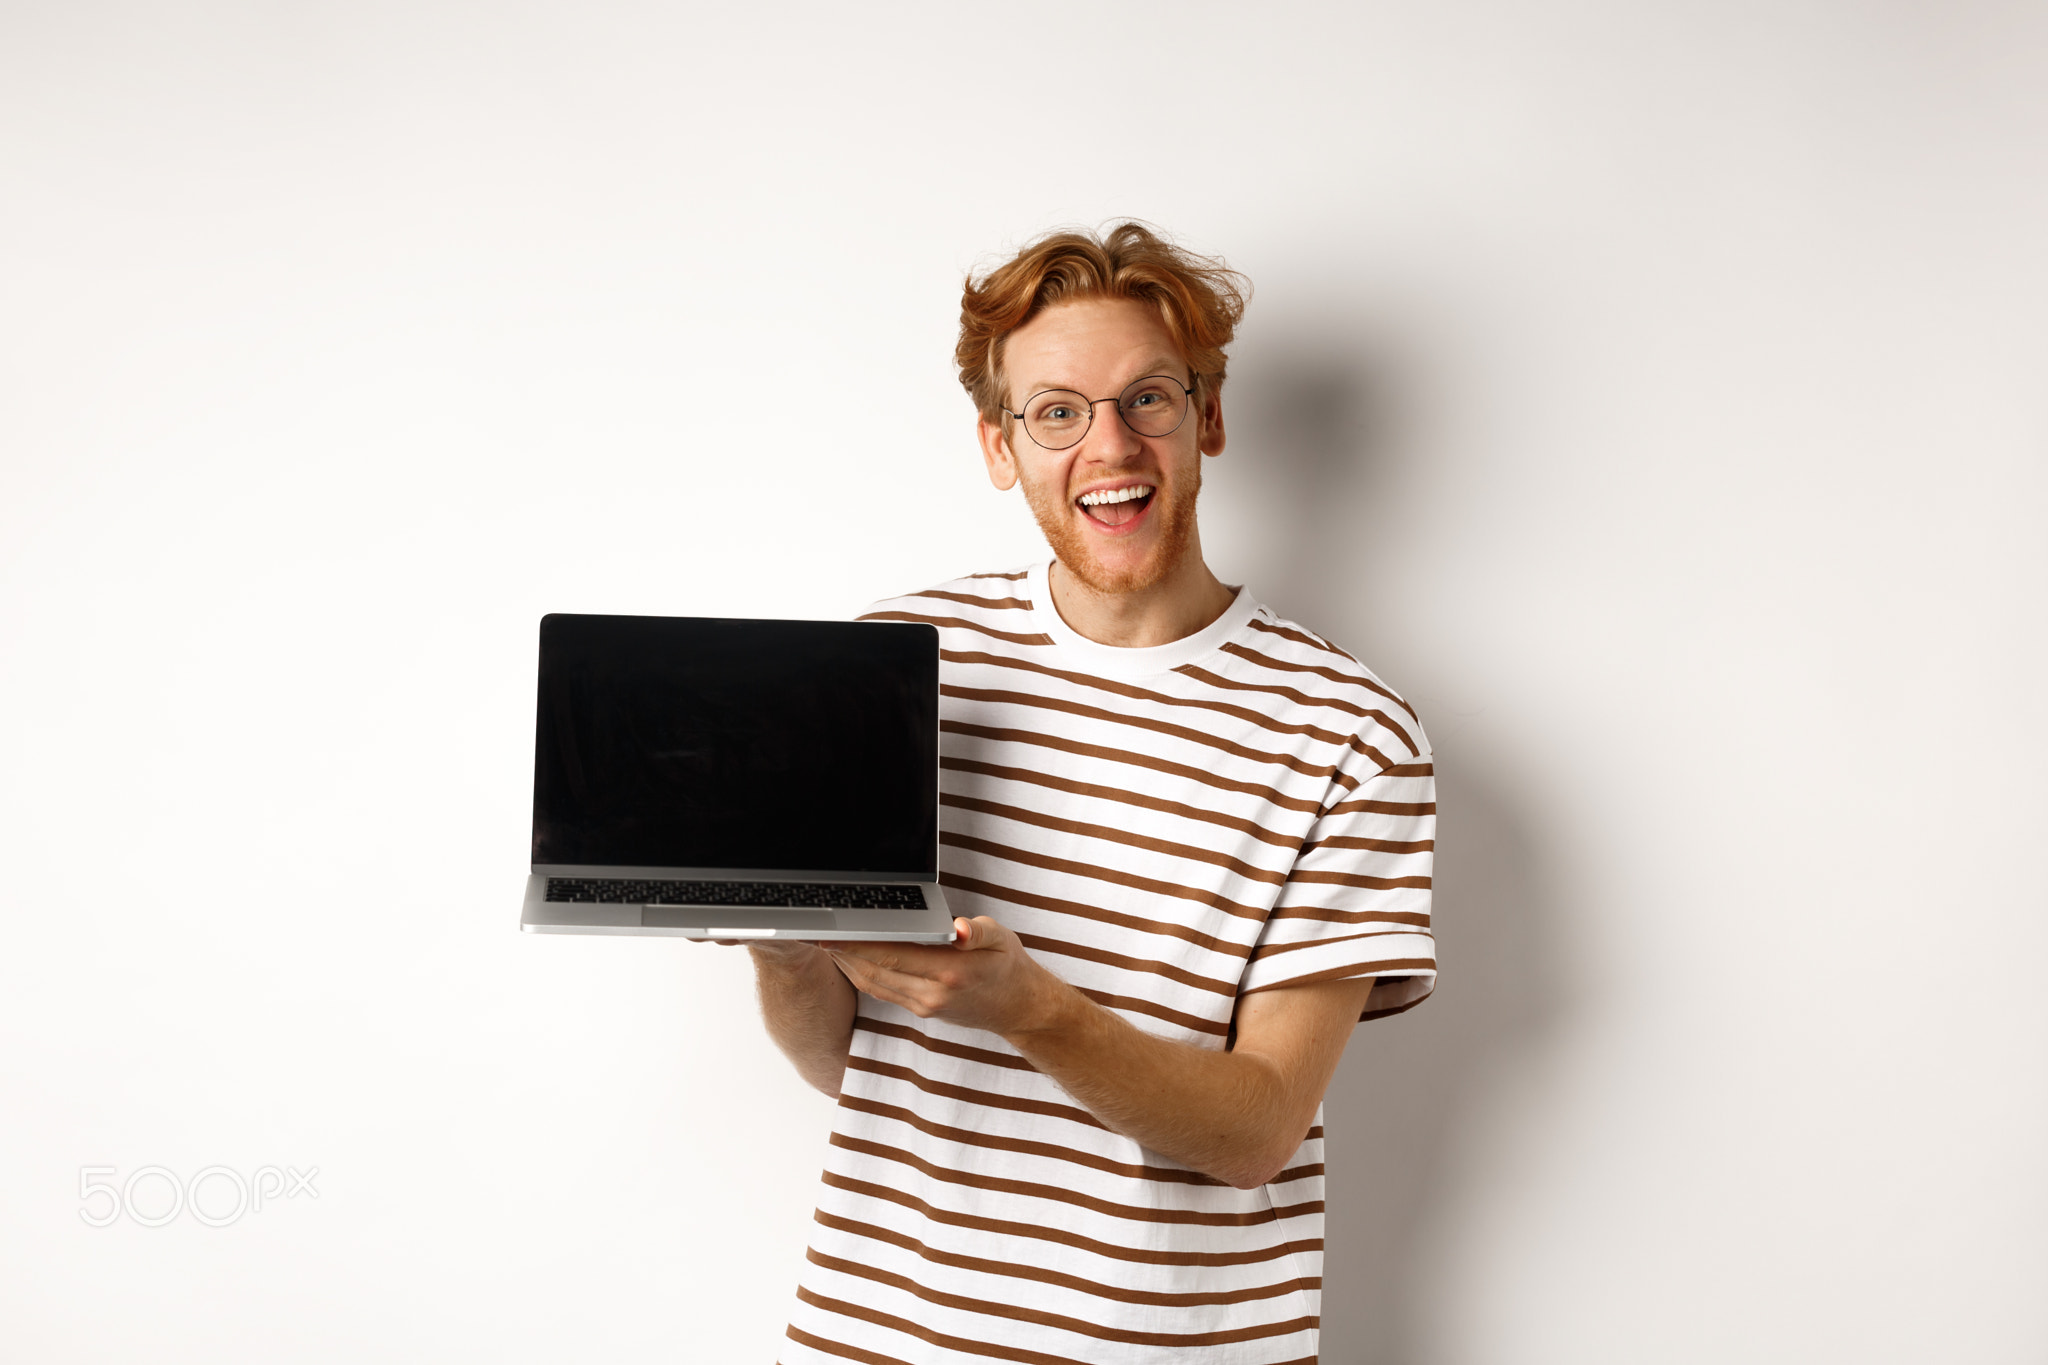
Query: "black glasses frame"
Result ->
[[1002, 375, 1198, 451]]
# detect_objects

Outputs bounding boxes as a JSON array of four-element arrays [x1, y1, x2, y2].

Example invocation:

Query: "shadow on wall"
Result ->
[[1220, 338, 1568, 1364]]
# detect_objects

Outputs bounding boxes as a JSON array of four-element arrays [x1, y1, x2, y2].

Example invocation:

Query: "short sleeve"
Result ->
[[1239, 754, 1437, 1021]]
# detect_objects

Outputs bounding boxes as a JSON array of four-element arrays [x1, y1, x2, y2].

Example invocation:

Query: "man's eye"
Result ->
[[1127, 392, 1161, 409], [1043, 406, 1078, 422]]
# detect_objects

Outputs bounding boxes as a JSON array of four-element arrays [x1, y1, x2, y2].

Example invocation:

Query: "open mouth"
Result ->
[[1076, 484, 1155, 528]]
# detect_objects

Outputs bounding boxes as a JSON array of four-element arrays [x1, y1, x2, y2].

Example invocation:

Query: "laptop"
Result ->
[[519, 613, 957, 942]]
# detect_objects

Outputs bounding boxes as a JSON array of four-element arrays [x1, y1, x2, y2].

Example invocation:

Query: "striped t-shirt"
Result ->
[[781, 562, 1436, 1365]]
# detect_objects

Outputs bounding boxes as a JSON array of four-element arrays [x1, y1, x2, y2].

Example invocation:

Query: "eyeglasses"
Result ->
[[1002, 375, 1197, 451]]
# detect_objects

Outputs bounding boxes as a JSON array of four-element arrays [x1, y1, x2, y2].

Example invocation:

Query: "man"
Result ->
[[747, 223, 1435, 1364]]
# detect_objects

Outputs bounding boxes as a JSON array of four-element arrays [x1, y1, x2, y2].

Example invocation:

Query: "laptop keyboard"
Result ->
[[544, 878, 927, 909]]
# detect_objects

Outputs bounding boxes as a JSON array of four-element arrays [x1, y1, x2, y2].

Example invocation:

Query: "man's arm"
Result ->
[[825, 917, 1374, 1190], [745, 942, 859, 1099]]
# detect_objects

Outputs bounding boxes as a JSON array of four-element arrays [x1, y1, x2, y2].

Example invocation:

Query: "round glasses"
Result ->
[[1003, 375, 1196, 451]]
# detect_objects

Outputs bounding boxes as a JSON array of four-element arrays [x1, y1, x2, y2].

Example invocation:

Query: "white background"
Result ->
[[3, 2, 2043, 1360]]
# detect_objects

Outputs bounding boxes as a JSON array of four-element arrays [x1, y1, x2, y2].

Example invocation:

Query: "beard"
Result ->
[[1017, 457, 1204, 596]]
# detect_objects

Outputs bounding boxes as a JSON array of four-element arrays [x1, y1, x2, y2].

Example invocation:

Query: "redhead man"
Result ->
[[750, 223, 1435, 1365]]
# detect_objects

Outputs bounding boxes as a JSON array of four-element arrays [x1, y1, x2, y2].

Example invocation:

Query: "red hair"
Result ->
[[956, 222, 1250, 426]]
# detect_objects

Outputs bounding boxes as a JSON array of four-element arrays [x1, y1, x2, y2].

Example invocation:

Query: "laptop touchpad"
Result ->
[[641, 908, 840, 931]]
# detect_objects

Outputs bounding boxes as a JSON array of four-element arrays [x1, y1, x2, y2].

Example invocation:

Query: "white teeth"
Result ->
[[1078, 485, 1154, 507]]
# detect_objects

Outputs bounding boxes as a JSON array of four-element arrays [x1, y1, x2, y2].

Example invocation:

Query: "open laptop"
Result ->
[[519, 613, 956, 942]]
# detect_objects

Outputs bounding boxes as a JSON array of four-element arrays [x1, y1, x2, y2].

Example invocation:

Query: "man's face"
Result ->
[[977, 296, 1225, 596]]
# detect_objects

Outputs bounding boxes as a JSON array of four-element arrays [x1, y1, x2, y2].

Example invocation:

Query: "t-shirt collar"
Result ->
[[1025, 558, 1260, 678]]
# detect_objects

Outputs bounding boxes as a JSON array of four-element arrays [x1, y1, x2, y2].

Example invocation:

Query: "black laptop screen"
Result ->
[[531, 614, 939, 875]]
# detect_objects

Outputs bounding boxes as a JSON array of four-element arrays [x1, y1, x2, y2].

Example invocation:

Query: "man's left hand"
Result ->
[[823, 915, 1066, 1036]]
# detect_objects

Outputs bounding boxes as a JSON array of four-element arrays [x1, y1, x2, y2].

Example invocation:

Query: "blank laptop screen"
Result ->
[[531, 614, 939, 876]]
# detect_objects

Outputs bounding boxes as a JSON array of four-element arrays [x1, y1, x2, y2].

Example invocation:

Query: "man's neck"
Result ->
[[1046, 546, 1238, 650]]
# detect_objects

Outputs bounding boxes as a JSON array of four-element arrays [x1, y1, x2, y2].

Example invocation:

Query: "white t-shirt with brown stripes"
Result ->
[[780, 562, 1436, 1365]]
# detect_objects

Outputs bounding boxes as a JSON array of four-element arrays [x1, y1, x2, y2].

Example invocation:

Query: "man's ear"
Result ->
[[977, 415, 1019, 491], [1197, 387, 1226, 458]]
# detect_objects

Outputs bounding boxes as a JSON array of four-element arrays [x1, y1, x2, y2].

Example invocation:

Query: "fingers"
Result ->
[[822, 916, 1014, 1020], [832, 941, 945, 975], [828, 950, 948, 1017], [829, 947, 947, 989], [953, 915, 1005, 951]]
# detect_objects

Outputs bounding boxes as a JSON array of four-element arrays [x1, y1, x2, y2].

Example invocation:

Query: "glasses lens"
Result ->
[[1024, 390, 1091, 449], [1118, 376, 1190, 437]]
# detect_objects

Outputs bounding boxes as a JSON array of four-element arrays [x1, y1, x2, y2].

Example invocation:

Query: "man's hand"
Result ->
[[827, 911, 1375, 1189], [822, 916, 1071, 1037]]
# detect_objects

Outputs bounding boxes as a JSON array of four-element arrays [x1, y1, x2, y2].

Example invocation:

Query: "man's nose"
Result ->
[[1079, 398, 1142, 460]]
